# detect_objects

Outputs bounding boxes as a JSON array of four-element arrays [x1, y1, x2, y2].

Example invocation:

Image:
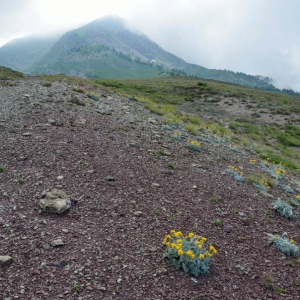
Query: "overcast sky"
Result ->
[[1, 0, 300, 91]]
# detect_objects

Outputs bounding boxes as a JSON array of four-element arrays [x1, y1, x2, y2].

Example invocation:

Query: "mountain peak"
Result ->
[[84, 15, 125, 31]]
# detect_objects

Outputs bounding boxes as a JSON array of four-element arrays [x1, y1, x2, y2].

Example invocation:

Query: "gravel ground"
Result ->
[[0, 77, 299, 300]]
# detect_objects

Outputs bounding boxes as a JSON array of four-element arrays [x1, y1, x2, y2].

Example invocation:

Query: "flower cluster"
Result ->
[[163, 230, 217, 276], [228, 143, 239, 152], [188, 140, 202, 152], [225, 165, 245, 182], [267, 233, 300, 257], [88, 92, 100, 101], [173, 131, 182, 141], [253, 179, 271, 192]]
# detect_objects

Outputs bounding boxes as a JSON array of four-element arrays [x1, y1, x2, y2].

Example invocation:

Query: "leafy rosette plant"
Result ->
[[267, 234, 300, 257], [163, 230, 217, 276]]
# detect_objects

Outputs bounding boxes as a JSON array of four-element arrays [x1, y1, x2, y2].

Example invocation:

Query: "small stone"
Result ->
[[75, 118, 86, 125], [224, 225, 233, 233], [149, 118, 158, 124], [0, 255, 12, 266], [106, 176, 115, 181], [192, 185, 198, 189], [152, 183, 160, 187], [134, 211, 143, 216], [42, 243, 51, 250], [48, 119, 56, 125], [62, 229, 69, 233], [158, 169, 173, 175], [22, 132, 32, 136], [260, 191, 275, 198], [55, 260, 68, 268], [57, 176, 64, 180], [51, 239, 64, 247], [156, 267, 167, 275]]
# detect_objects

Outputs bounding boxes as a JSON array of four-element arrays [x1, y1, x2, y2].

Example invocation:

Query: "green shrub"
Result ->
[[185, 124, 200, 135], [144, 102, 162, 115]]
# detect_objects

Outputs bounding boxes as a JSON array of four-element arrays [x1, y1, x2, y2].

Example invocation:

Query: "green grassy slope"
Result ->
[[0, 66, 23, 79], [90, 76, 300, 170]]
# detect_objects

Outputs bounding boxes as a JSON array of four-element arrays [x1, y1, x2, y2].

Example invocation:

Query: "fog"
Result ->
[[1, 0, 300, 91]]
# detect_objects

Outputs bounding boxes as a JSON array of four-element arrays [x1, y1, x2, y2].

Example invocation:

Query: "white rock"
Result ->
[[39, 189, 71, 214], [51, 239, 65, 247], [134, 211, 143, 216], [0, 255, 12, 266]]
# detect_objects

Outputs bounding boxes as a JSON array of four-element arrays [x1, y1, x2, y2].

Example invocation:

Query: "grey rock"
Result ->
[[39, 188, 71, 214], [22, 132, 32, 136], [106, 176, 115, 181], [0, 255, 12, 266], [51, 239, 65, 247], [48, 119, 56, 125], [149, 118, 158, 124], [42, 243, 51, 250], [69, 96, 85, 106], [260, 191, 275, 198], [224, 225, 233, 233], [55, 260, 68, 268], [134, 211, 143, 216]]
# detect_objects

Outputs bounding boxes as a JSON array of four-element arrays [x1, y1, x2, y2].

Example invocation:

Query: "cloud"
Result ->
[[0, 0, 39, 41]]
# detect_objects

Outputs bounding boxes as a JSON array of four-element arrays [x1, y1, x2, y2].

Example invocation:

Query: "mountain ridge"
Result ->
[[0, 15, 296, 94]]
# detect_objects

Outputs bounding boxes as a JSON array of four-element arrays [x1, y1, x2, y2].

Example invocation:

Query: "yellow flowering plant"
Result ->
[[163, 230, 217, 276], [188, 140, 202, 152]]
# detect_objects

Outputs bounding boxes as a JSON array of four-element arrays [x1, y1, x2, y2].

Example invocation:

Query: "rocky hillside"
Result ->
[[0, 76, 299, 299]]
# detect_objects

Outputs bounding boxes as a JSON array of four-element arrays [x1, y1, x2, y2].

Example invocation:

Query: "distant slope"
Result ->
[[0, 65, 23, 79], [0, 15, 287, 93], [0, 35, 60, 73]]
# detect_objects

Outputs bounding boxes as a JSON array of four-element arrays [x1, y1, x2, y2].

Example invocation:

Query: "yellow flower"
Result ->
[[170, 230, 176, 234], [165, 242, 171, 247], [177, 239, 182, 244], [296, 195, 300, 199], [198, 245, 203, 249], [291, 239, 295, 244], [195, 241, 201, 245], [199, 253, 205, 259], [163, 235, 172, 244], [175, 245, 181, 250], [174, 231, 183, 238], [178, 249, 184, 255], [186, 250, 195, 259], [202, 237, 207, 241], [209, 245, 217, 254], [206, 251, 212, 258], [188, 232, 195, 238], [171, 243, 177, 249]]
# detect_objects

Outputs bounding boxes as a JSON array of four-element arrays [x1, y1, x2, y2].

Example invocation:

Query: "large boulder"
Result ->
[[39, 189, 71, 214]]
